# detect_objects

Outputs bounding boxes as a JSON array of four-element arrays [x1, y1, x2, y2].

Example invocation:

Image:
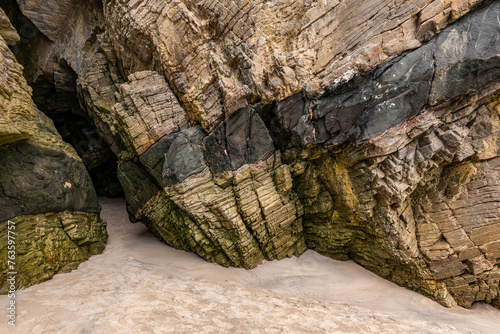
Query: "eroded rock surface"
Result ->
[[103, 0, 484, 130], [3, 0, 500, 309], [0, 14, 107, 292]]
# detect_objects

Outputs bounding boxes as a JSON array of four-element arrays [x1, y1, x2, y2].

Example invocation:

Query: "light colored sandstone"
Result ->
[[112, 71, 189, 154], [103, 0, 480, 131]]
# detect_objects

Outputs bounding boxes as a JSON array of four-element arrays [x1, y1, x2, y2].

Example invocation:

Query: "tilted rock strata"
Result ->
[[0, 211, 106, 293], [297, 90, 500, 307], [0, 15, 107, 292], [112, 71, 190, 155], [6, 0, 500, 309], [0, 15, 33, 147], [120, 1, 500, 308], [286, 1, 500, 307], [164, 152, 305, 268], [119, 122, 305, 268], [102, 0, 484, 131]]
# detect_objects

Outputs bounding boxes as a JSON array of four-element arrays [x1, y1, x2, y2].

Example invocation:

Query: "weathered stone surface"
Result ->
[[0, 12, 107, 292], [16, 0, 72, 41], [103, 0, 483, 131], [0, 138, 100, 223], [164, 153, 306, 268], [293, 94, 500, 307], [117, 160, 161, 219], [112, 71, 189, 155], [0, 7, 19, 45], [290, 42, 436, 148], [139, 133, 176, 186], [29, 56, 122, 196], [204, 106, 275, 174], [162, 126, 206, 187], [2, 0, 123, 197], [430, 3, 500, 105], [0, 211, 106, 293], [6, 0, 500, 310], [0, 22, 34, 146], [121, 125, 305, 267], [286, 1, 500, 150]]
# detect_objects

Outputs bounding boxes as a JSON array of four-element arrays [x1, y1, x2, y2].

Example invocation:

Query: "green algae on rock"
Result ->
[[0, 10, 107, 292], [2, 0, 500, 310]]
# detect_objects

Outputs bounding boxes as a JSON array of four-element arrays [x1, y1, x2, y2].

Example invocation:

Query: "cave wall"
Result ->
[[2, 0, 500, 309], [3, 0, 123, 197], [0, 10, 107, 292]]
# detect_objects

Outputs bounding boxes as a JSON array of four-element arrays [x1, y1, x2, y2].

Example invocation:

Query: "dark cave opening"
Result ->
[[28, 58, 124, 198], [3, 0, 123, 198]]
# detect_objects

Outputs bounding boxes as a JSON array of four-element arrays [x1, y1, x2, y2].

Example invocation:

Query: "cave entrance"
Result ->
[[29, 58, 123, 198], [4, 0, 123, 198]]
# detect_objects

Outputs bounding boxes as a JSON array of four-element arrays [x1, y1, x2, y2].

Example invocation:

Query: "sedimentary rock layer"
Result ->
[[0, 13, 107, 292], [111, 0, 500, 308], [5, 0, 500, 309], [103, 0, 484, 130]]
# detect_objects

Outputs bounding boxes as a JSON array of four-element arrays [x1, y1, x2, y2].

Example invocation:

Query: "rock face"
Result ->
[[2, 0, 123, 198], [3, 0, 500, 309], [0, 12, 107, 292], [103, 0, 485, 129]]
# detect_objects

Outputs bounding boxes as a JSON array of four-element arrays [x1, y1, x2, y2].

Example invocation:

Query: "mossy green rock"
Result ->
[[0, 12, 107, 292], [0, 212, 106, 293]]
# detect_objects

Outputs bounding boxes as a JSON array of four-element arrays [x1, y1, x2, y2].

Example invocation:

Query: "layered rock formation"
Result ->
[[2, 0, 500, 309], [0, 10, 107, 292], [103, 0, 485, 128]]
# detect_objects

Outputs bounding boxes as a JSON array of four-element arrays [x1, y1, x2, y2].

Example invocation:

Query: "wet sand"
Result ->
[[1, 197, 499, 333]]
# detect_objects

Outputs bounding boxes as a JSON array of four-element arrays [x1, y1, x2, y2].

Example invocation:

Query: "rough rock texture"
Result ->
[[0, 8, 19, 46], [4, 0, 500, 309], [0, 15, 107, 292], [0, 12, 32, 146], [103, 0, 484, 130], [2, 0, 123, 197], [113, 71, 190, 155], [284, 2, 500, 307], [16, 0, 72, 42]]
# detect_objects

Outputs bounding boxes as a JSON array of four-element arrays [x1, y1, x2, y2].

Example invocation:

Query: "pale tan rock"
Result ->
[[165, 153, 306, 268], [0, 28, 35, 146], [112, 71, 189, 154], [103, 0, 480, 131], [0, 8, 19, 45]]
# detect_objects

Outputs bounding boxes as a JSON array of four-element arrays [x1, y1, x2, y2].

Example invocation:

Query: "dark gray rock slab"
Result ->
[[202, 123, 232, 176], [203, 106, 275, 174], [162, 126, 207, 187], [430, 1, 500, 105], [0, 141, 100, 222], [139, 134, 176, 187], [117, 160, 160, 218], [279, 1, 500, 150]]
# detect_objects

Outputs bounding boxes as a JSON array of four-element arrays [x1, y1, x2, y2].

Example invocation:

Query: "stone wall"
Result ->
[[2, 0, 500, 308]]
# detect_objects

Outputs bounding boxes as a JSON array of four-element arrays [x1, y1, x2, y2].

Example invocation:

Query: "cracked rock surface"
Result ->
[[0, 11, 107, 292], [1, 0, 500, 309]]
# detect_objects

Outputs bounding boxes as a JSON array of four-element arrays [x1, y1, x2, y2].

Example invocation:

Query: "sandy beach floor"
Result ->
[[1, 197, 499, 333]]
